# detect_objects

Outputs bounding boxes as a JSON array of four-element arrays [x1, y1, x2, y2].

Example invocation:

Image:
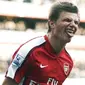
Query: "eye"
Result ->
[[63, 18, 72, 22], [74, 20, 79, 25]]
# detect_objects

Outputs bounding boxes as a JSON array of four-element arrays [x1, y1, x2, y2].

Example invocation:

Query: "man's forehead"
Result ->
[[59, 11, 79, 20]]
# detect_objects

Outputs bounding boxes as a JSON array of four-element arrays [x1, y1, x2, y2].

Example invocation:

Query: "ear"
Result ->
[[48, 20, 55, 28]]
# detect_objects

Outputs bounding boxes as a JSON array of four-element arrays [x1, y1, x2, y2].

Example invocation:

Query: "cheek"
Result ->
[[52, 23, 67, 35], [55, 25, 64, 33], [75, 27, 79, 33], [53, 27, 62, 36]]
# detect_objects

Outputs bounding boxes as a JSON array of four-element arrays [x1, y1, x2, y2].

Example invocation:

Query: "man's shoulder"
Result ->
[[19, 35, 46, 53], [25, 35, 46, 46]]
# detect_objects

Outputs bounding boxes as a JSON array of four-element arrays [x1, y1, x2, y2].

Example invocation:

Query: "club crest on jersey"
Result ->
[[12, 54, 24, 67], [64, 63, 69, 75]]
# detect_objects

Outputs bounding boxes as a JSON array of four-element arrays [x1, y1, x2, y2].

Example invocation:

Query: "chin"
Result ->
[[62, 37, 71, 43], [66, 38, 72, 43], [66, 40, 71, 43]]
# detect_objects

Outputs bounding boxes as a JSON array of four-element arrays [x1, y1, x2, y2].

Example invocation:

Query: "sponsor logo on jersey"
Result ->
[[12, 54, 24, 67], [64, 63, 69, 75], [29, 78, 58, 85], [29, 80, 38, 85], [47, 78, 58, 85]]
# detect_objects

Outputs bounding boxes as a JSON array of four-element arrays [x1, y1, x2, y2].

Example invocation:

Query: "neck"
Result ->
[[47, 34, 66, 54]]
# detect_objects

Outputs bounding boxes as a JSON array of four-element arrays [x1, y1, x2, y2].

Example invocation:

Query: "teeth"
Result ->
[[67, 32, 74, 37], [66, 30, 74, 37]]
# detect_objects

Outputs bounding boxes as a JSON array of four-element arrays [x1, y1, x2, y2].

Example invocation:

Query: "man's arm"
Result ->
[[2, 77, 18, 85]]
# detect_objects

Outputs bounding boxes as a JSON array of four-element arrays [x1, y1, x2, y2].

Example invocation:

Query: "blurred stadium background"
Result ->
[[0, 0, 85, 85]]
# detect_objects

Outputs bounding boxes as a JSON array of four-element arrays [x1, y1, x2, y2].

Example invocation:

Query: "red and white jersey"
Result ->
[[6, 35, 73, 85]]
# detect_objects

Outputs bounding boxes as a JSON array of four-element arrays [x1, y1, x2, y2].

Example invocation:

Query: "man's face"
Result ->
[[50, 11, 80, 43]]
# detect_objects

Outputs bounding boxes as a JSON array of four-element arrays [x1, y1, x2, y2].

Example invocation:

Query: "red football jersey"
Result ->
[[6, 35, 73, 85]]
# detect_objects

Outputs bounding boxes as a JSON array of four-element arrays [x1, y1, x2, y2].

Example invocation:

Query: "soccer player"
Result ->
[[2, 1, 80, 85]]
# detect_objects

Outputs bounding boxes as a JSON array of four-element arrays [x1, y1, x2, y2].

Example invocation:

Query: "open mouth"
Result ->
[[66, 28, 75, 37]]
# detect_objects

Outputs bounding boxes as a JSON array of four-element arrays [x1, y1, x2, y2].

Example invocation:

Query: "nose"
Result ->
[[70, 21, 76, 27], [69, 21, 78, 30]]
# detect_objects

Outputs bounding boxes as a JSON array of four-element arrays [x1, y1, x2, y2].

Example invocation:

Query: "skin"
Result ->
[[2, 11, 80, 85], [2, 77, 18, 85], [48, 11, 80, 54]]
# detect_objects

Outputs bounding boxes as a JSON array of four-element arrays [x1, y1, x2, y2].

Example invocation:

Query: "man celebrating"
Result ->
[[2, 1, 80, 85]]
